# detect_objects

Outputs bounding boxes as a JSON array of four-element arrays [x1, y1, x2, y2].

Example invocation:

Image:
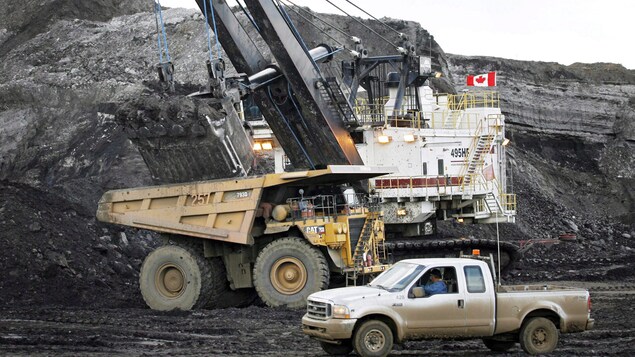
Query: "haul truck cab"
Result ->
[[96, 165, 393, 310]]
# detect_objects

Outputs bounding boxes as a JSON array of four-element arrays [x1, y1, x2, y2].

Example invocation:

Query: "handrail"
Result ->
[[353, 97, 498, 130], [459, 118, 486, 191], [443, 91, 500, 110]]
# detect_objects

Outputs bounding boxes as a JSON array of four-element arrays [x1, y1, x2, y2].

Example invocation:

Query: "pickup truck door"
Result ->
[[396, 267, 467, 338], [462, 265, 496, 336]]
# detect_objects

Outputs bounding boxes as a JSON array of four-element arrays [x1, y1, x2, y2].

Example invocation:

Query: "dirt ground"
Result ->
[[1, 181, 635, 356], [0, 283, 633, 356]]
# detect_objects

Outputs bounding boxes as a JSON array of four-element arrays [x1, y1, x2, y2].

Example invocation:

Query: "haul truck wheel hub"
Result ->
[[270, 257, 307, 295], [156, 263, 185, 297]]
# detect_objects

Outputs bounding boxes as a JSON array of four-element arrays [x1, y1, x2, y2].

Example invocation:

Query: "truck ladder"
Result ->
[[345, 211, 386, 286]]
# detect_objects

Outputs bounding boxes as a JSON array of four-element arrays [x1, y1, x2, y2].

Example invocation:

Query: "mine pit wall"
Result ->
[[510, 130, 634, 224], [0, 83, 154, 211]]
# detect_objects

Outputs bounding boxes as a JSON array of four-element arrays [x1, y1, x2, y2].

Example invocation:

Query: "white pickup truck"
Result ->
[[302, 257, 594, 356]]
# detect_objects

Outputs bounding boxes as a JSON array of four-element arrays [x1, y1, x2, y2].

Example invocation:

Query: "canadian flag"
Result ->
[[466, 71, 496, 87]]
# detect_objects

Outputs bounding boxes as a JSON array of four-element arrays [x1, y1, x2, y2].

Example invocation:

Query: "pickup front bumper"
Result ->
[[301, 314, 357, 341]]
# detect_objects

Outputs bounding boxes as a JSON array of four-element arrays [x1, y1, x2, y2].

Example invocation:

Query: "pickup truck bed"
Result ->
[[496, 285, 593, 334]]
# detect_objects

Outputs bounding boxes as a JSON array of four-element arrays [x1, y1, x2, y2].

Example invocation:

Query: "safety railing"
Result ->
[[354, 98, 498, 130], [286, 192, 380, 220], [500, 193, 517, 213], [444, 91, 500, 110], [355, 105, 481, 130]]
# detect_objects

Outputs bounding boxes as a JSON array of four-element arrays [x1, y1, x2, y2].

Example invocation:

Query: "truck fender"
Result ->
[[519, 304, 563, 330], [264, 224, 292, 235], [352, 306, 406, 342]]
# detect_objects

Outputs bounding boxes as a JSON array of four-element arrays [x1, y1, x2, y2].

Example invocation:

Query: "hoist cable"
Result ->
[[344, 0, 402, 37], [152, 1, 164, 63], [279, 0, 347, 50], [236, 0, 260, 32], [282, 0, 350, 41], [208, 0, 223, 59], [152, 0, 171, 62], [274, 0, 318, 70], [267, 87, 316, 169], [202, 0, 215, 63], [324, 0, 398, 50]]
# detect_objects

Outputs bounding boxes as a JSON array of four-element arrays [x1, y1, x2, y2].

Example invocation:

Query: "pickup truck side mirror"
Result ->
[[412, 286, 425, 298]]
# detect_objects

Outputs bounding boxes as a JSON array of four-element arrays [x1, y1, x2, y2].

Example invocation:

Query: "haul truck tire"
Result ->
[[205, 257, 258, 309], [519, 317, 559, 355], [139, 244, 216, 311], [253, 237, 329, 308]]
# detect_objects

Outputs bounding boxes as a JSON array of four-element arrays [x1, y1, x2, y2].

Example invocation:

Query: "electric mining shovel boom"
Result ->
[[103, 0, 520, 311]]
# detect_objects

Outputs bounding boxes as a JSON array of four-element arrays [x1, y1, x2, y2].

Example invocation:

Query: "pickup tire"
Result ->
[[353, 320, 393, 357], [320, 340, 353, 355], [139, 244, 214, 311], [519, 317, 559, 355], [253, 237, 329, 308], [482, 338, 516, 352]]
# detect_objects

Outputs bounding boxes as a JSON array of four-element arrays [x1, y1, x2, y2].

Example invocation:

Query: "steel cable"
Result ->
[[324, 0, 399, 50], [344, 0, 403, 37]]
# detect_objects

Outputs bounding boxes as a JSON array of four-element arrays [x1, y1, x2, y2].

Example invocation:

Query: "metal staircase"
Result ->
[[475, 181, 517, 222], [319, 76, 359, 127], [462, 133, 495, 187], [345, 211, 386, 286], [443, 110, 463, 129], [484, 192, 502, 214], [458, 115, 498, 192]]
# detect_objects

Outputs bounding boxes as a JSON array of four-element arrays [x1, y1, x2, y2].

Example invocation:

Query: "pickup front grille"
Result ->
[[307, 299, 331, 320]]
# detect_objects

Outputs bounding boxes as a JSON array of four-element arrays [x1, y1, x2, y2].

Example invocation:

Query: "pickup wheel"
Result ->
[[353, 320, 393, 357], [519, 317, 559, 355], [253, 237, 329, 308], [482, 338, 516, 352], [320, 340, 353, 355], [139, 244, 214, 311]]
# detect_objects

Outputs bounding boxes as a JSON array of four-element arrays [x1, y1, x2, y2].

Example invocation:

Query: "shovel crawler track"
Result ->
[[384, 238, 520, 272]]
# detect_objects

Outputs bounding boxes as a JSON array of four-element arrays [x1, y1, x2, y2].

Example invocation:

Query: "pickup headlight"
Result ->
[[332, 304, 350, 319]]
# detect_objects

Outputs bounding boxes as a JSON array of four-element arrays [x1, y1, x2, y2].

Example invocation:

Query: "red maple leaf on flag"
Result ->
[[475, 76, 486, 84]]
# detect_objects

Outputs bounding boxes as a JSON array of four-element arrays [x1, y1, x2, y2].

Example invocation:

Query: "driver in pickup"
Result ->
[[424, 269, 448, 296]]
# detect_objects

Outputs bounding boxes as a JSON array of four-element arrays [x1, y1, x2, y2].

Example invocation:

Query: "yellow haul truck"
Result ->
[[96, 165, 392, 310]]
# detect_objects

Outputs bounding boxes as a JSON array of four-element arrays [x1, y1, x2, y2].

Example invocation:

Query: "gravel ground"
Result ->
[[0, 284, 633, 356]]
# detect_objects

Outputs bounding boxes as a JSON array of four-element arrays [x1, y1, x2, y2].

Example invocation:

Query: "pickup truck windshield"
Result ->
[[369, 262, 425, 292]]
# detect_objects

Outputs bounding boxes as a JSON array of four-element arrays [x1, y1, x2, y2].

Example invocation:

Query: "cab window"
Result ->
[[464, 265, 486, 293], [409, 266, 457, 297]]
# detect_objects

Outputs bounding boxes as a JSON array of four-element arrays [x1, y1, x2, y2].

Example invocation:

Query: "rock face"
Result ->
[[0, 3, 633, 307], [447, 55, 635, 240]]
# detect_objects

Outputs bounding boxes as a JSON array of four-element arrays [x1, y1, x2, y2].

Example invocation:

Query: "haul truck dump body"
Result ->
[[97, 165, 394, 310]]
